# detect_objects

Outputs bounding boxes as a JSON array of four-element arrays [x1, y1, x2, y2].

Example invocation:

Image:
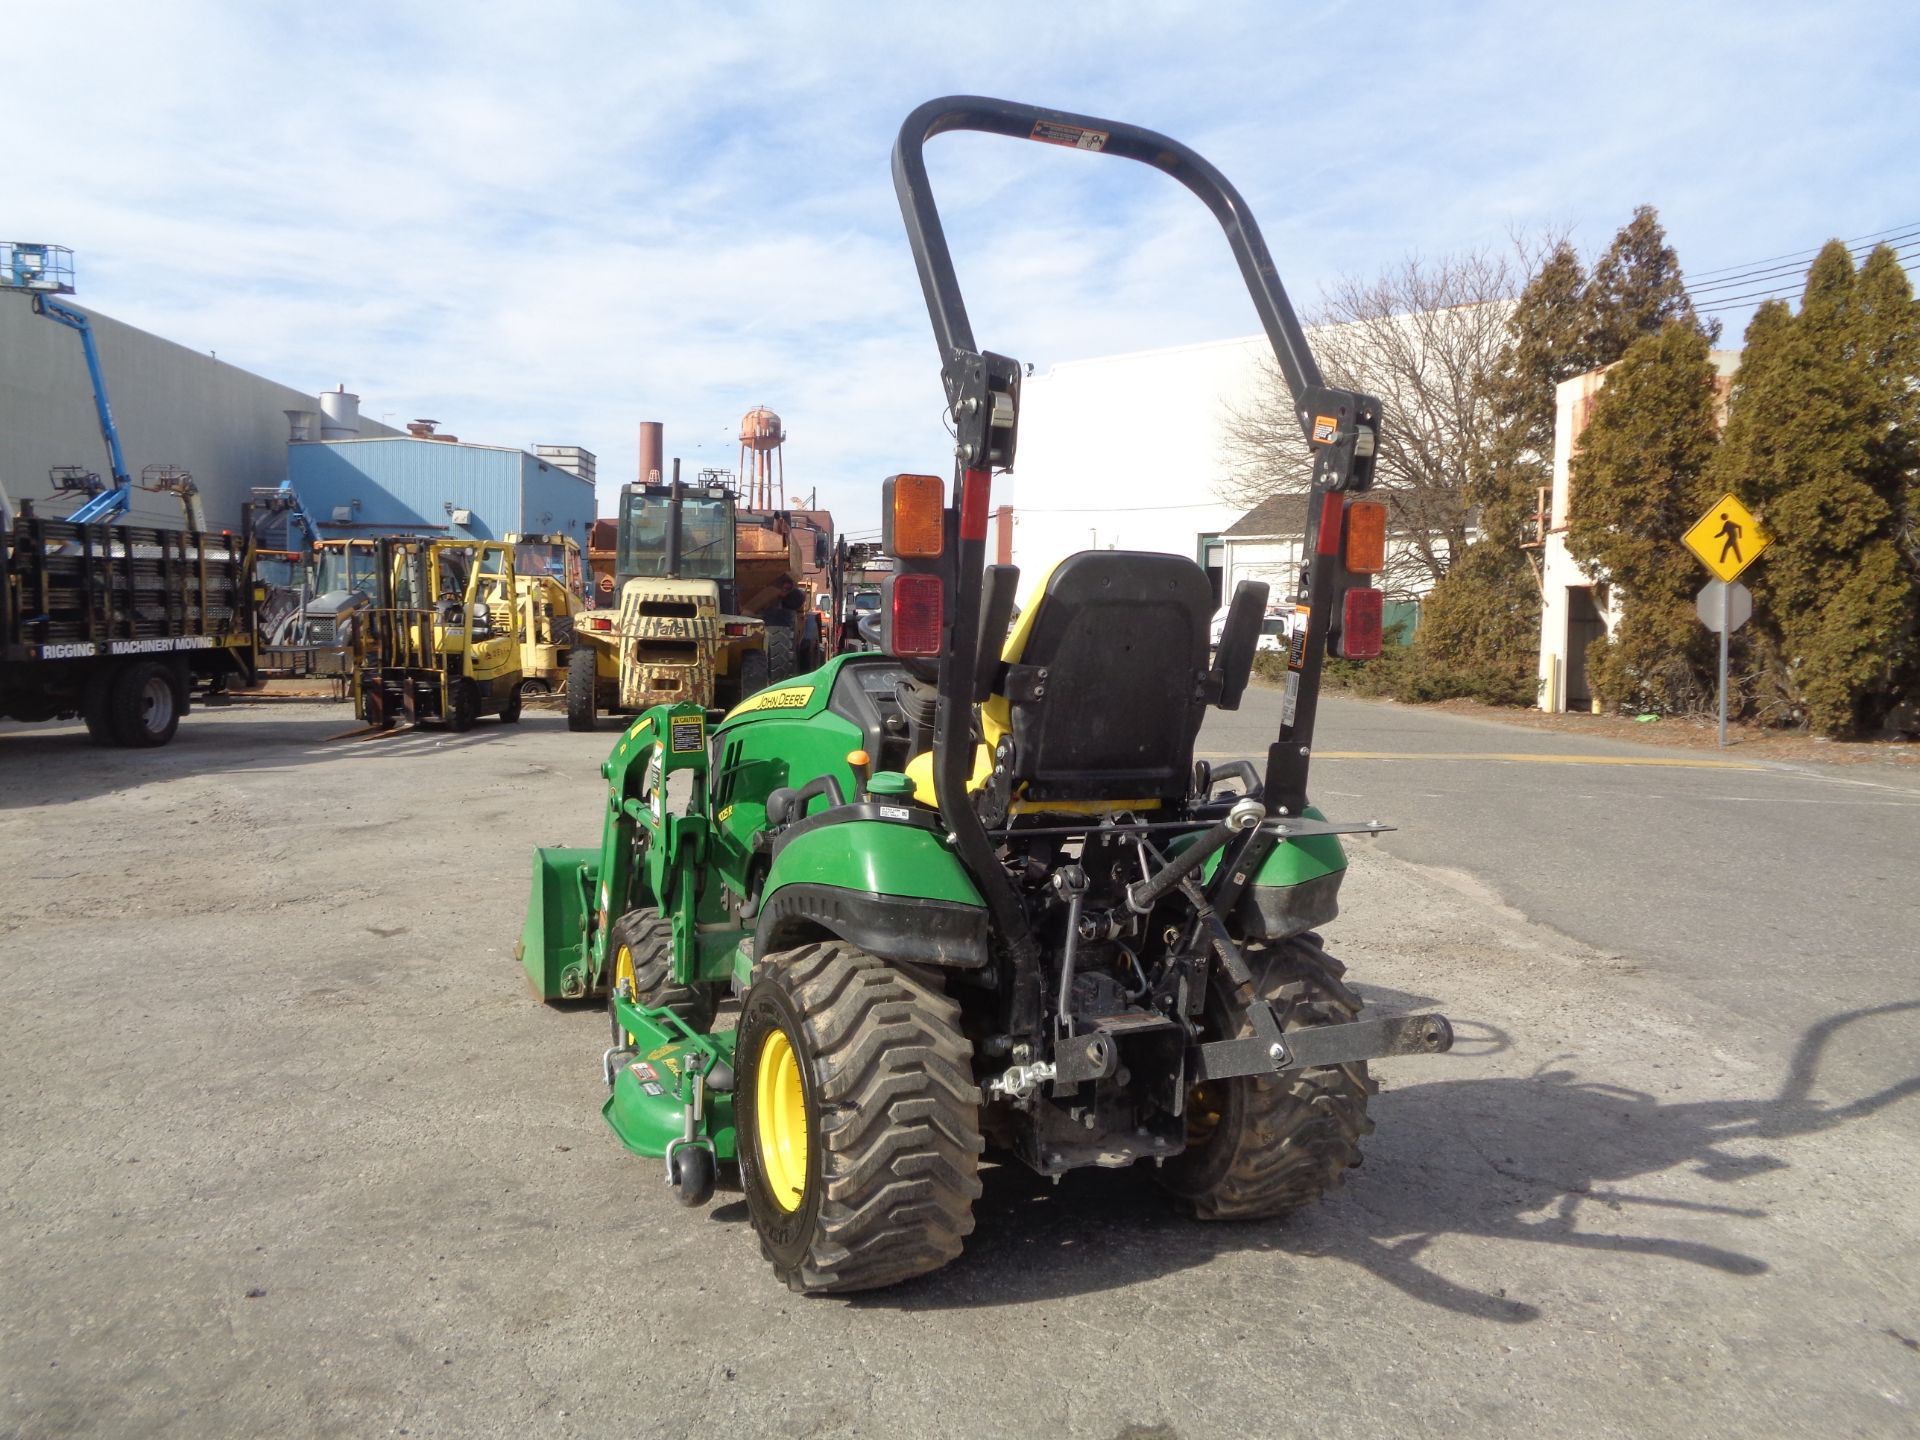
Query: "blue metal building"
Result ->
[[287, 436, 595, 542]]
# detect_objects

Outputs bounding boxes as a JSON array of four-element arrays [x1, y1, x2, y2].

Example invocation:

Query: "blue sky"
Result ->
[[7, 1, 1916, 530]]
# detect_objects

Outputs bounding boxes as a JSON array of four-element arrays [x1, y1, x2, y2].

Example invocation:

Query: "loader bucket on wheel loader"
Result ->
[[517, 847, 599, 999]]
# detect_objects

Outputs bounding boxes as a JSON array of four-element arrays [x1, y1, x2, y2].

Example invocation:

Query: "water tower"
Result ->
[[738, 406, 785, 510]]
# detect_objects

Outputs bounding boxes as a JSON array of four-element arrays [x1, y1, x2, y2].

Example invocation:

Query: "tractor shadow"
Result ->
[[855, 999, 1920, 1318]]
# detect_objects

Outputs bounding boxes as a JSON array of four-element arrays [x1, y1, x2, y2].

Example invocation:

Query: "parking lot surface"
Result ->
[[4, 699, 1917, 1438]]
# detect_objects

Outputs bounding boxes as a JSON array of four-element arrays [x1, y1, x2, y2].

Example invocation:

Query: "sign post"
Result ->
[[1695, 579, 1753, 747], [1684, 494, 1770, 748]]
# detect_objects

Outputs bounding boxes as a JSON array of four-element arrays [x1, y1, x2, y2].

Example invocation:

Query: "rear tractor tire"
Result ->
[[735, 943, 983, 1294], [566, 646, 598, 732], [606, 910, 717, 1035], [1155, 932, 1377, 1220]]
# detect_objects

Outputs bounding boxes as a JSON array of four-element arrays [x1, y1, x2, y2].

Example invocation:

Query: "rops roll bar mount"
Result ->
[[889, 96, 1383, 828]]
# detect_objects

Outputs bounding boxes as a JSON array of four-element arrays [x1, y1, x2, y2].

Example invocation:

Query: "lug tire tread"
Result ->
[[566, 646, 597, 731], [765, 622, 798, 683], [608, 910, 715, 1027], [751, 943, 983, 1294], [1156, 931, 1376, 1221]]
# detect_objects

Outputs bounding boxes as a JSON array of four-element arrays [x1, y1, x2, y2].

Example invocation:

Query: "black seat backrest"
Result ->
[[1000, 550, 1213, 804]]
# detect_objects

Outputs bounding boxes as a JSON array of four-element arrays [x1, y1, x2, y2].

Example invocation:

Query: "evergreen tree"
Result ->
[[1476, 242, 1591, 546], [1847, 244, 1920, 713], [1424, 208, 1707, 708], [1583, 205, 1717, 358], [1400, 542, 1542, 706], [1708, 242, 1910, 735], [1565, 324, 1723, 712]]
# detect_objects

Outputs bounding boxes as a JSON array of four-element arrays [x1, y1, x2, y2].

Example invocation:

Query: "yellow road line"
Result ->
[[1200, 750, 1767, 771]]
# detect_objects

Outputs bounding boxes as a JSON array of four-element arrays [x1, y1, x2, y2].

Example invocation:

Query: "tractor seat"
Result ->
[[906, 550, 1214, 814]]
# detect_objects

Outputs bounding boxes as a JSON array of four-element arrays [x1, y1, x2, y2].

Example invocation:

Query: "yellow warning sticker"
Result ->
[[669, 715, 704, 753], [1312, 415, 1340, 445]]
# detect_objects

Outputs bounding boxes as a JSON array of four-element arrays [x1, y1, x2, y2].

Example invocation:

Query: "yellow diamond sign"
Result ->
[[1684, 492, 1771, 583]]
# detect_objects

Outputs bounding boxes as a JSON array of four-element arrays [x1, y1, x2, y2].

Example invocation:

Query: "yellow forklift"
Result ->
[[355, 537, 523, 731], [508, 531, 586, 695]]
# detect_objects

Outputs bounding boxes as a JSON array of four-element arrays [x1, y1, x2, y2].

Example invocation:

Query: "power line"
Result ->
[[1684, 231, 1920, 297], [1691, 242, 1920, 313], [1681, 221, 1920, 282]]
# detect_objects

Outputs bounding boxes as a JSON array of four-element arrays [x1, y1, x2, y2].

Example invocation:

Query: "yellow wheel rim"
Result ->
[[612, 943, 636, 1045], [756, 1027, 809, 1212], [1186, 1080, 1224, 1146]]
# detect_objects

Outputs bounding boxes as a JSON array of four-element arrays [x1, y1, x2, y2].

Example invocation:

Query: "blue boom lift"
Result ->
[[2, 242, 134, 523]]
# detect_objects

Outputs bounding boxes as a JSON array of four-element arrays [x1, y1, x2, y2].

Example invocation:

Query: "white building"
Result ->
[[1007, 307, 1495, 618], [1536, 352, 1740, 711], [1007, 335, 1271, 606]]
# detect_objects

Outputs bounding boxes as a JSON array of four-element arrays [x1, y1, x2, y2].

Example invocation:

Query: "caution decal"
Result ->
[[670, 716, 705, 753]]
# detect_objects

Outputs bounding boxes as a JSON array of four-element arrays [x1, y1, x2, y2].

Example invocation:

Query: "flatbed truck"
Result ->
[[1, 512, 258, 747]]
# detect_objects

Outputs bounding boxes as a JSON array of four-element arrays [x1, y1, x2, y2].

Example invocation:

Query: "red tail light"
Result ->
[[589, 616, 613, 631], [1337, 588, 1383, 659], [889, 573, 944, 656]]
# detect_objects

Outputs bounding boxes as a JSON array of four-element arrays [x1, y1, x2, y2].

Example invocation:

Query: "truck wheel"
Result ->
[[108, 661, 183, 748], [566, 647, 598, 732], [765, 622, 797, 682], [499, 682, 523, 724], [82, 663, 118, 746], [607, 910, 716, 1033], [737, 647, 769, 700], [446, 678, 479, 732], [736, 943, 983, 1294], [1156, 932, 1376, 1219]]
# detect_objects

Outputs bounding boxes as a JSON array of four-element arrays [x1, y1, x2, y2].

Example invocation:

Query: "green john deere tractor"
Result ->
[[516, 96, 1454, 1294]]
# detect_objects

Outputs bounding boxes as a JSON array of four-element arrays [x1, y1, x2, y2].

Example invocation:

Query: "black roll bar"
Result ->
[[892, 96, 1326, 429], [889, 97, 1382, 1036]]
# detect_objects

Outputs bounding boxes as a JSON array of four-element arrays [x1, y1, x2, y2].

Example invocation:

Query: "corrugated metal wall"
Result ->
[[289, 439, 520, 539], [0, 298, 399, 530], [288, 440, 596, 542], [517, 452, 595, 539]]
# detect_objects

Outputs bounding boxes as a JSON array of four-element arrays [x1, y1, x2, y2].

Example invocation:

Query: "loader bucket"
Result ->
[[517, 846, 599, 1000]]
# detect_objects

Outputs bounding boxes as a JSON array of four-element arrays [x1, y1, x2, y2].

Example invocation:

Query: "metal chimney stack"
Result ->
[[638, 421, 664, 485]]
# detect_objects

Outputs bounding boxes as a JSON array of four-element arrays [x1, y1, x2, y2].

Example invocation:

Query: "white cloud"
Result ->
[[7, 0, 1916, 528]]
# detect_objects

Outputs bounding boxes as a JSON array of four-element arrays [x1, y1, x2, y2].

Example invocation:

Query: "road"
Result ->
[[1202, 690, 1920, 1111], [3, 696, 1917, 1439]]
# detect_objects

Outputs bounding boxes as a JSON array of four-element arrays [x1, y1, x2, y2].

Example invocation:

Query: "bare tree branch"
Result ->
[[1218, 249, 1519, 595]]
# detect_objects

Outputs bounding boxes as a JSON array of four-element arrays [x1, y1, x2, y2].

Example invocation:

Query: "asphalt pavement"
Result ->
[[3, 696, 1917, 1439], [1203, 690, 1920, 1116]]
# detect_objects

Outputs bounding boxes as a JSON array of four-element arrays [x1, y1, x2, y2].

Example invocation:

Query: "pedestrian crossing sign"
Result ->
[[1684, 493, 1771, 583]]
